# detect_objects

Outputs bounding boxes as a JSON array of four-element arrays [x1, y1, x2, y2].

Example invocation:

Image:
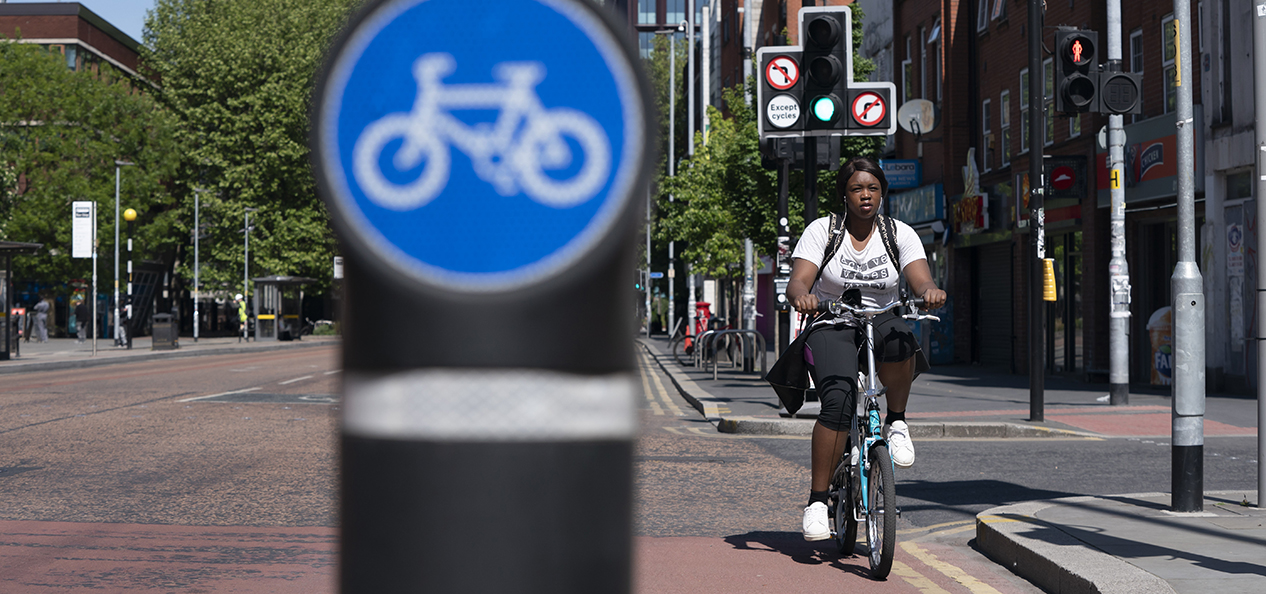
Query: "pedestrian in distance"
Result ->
[[784, 156, 947, 542], [32, 295, 50, 343], [235, 294, 248, 342], [75, 299, 90, 343]]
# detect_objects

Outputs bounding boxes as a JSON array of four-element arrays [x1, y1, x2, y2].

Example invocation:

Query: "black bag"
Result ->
[[763, 213, 902, 415]]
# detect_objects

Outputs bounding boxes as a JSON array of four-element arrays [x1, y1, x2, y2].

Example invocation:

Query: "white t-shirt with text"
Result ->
[[791, 216, 926, 309]]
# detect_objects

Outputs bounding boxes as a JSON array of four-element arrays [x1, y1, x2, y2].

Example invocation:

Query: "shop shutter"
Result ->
[[977, 243, 1013, 366]]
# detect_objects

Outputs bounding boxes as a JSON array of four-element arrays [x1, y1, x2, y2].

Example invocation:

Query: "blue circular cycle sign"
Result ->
[[315, 0, 648, 292]]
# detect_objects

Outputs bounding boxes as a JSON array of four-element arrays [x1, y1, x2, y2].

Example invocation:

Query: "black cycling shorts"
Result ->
[[802, 311, 921, 432]]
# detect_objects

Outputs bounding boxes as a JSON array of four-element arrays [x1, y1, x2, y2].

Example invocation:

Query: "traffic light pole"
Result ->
[[1170, 0, 1205, 513], [776, 157, 791, 357], [1253, 0, 1266, 511], [1027, 0, 1045, 422], [1107, 0, 1131, 405]]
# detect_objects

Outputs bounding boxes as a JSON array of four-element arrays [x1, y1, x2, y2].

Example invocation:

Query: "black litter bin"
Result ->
[[152, 313, 178, 351]]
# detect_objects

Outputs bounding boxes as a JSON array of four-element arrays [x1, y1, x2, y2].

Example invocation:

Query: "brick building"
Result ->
[[0, 2, 144, 82], [892, 0, 1214, 388]]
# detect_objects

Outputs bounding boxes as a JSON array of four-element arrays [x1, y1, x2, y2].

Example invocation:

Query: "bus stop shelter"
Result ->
[[1, 241, 43, 360], [251, 276, 315, 341]]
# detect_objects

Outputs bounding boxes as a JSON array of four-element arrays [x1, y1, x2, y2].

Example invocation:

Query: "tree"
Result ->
[[0, 41, 181, 291], [143, 0, 360, 294]]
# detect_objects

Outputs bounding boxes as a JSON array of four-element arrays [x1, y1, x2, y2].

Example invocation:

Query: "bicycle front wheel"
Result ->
[[833, 468, 858, 556], [866, 444, 897, 579]]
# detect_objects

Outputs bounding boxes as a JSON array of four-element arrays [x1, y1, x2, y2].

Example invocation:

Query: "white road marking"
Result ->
[[280, 375, 315, 385], [178, 387, 261, 402]]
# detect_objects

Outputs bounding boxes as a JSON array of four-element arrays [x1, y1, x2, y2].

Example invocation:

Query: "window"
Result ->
[[920, 27, 927, 100], [991, 0, 1007, 21], [639, 31, 654, 59], [667, 0, 684, 26], [1069, 112, 1081, 138], [1000, 90, 1011, 166], [928, 19, 942, 102], [1044, 57, 1054, 146], [638, 0, 655, 25], [1162, 14, 1178, 114], [1130, 29, 1145, 122], [977, 0, 989, 32], [902, 36, 914, 102], [982, 99, 993, 172], [1019, 68, 1030, 153]]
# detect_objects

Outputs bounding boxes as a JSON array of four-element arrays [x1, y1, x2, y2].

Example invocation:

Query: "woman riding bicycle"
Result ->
[[785, 156, 947, 541]]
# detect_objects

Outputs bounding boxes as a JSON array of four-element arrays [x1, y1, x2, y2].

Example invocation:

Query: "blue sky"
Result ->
[[8, 0, 156, 44]]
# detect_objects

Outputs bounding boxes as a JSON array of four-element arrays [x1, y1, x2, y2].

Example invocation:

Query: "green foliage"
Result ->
[[0, 41, 180, 291], [143, 0, 360, 294], [651, 2, 885, 276]]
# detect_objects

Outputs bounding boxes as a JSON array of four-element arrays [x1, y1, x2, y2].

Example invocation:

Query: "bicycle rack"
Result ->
[[692, 330, 718, 368], [707, 329, 768, 380]]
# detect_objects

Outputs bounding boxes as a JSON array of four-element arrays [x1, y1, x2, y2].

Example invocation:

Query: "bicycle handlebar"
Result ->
[[816, 296, 924, 316]]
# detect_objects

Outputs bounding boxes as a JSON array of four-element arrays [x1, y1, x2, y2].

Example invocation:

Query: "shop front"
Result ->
[[1095, 109, 1204, 386]]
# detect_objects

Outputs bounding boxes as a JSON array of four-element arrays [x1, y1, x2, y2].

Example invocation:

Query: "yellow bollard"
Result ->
[[1043, 258, 1058, 301]]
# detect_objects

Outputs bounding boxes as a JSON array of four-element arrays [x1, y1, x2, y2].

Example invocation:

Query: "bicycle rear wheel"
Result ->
[[866, 444, 897, 579], [671, 336, 691, 366]]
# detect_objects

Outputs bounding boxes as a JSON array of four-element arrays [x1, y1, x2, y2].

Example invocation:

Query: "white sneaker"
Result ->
[[802, 501, 830, 541], [884, 421, 915, 468]]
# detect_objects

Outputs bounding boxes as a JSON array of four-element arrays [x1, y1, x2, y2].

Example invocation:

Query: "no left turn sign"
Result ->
[[765, 56, 799, 90]]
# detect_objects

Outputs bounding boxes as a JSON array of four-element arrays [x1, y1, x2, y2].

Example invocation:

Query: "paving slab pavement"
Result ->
[[636, 335, 1266, 593]]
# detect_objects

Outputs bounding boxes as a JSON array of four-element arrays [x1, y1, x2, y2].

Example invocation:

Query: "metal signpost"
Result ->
[[1170, 0, 1205, 513], [1255, 0, 1266, 511], [311, 0, 652, 591], [72, 201, 96, 356]]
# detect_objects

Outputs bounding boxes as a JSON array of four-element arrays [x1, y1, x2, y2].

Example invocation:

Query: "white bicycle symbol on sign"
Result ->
[[353, 53, 611, 211]]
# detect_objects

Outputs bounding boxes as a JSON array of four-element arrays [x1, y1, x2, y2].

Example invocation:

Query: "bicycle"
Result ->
[[353, 53, 610, 211], [816, 291, 939, 579]]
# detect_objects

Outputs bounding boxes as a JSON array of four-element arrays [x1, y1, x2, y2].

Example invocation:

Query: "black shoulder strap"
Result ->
[[812, 213, 847, 290], [876, 214, 902, 273]]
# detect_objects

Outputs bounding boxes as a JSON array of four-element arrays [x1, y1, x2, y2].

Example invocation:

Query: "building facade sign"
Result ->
[[887, 183, 943, 225], [953, 194, 988, 235], [1095, 106, 1204, 207], [880, 159, 922, 190]]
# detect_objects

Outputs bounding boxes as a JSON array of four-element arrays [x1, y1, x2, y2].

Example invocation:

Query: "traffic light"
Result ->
[[802, 10, 847, 131], [1099, 70, 1143, 115], [1054, 29, 1099, 114], [755, 5, 896, 141]]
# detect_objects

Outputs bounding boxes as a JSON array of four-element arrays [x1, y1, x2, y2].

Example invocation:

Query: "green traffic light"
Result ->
[[811, 96, 836, 122]]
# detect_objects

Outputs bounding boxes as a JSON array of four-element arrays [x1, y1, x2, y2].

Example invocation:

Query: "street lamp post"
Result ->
[[123, 208, 137, 349], [192, 189, 208, 343], [113, 160, 134, 347], [243, 207, 258, 341]]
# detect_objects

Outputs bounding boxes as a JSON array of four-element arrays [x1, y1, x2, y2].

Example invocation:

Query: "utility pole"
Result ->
[[665, 31, 676, 338], [1254, 0, 1266, 510], [244, 207, 257, 341], [1027, 0, 1045, 422], [685, 1, 697, 343], [1170, 0, 1204, 513], [1107, 0, 1131, 405]]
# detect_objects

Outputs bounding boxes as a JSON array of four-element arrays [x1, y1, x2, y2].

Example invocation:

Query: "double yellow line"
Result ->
[[638, 351, 686, 417]]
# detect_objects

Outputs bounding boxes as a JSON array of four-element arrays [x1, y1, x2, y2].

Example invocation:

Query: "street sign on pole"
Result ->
[[72, 202, 94, 259], [756, 5, 896, 141], [311, 0, 653, 591]]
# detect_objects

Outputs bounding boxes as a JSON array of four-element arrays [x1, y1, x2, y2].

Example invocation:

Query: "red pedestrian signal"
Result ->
[[1054, 29, 1099, 114]]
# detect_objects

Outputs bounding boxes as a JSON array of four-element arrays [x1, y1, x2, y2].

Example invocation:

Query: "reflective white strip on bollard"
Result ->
[[343, 369, 637, 441]]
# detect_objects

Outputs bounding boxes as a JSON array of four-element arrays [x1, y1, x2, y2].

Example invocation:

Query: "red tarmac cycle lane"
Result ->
[[0, 520, 335, 593], [637, 533, 1034, 593]]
